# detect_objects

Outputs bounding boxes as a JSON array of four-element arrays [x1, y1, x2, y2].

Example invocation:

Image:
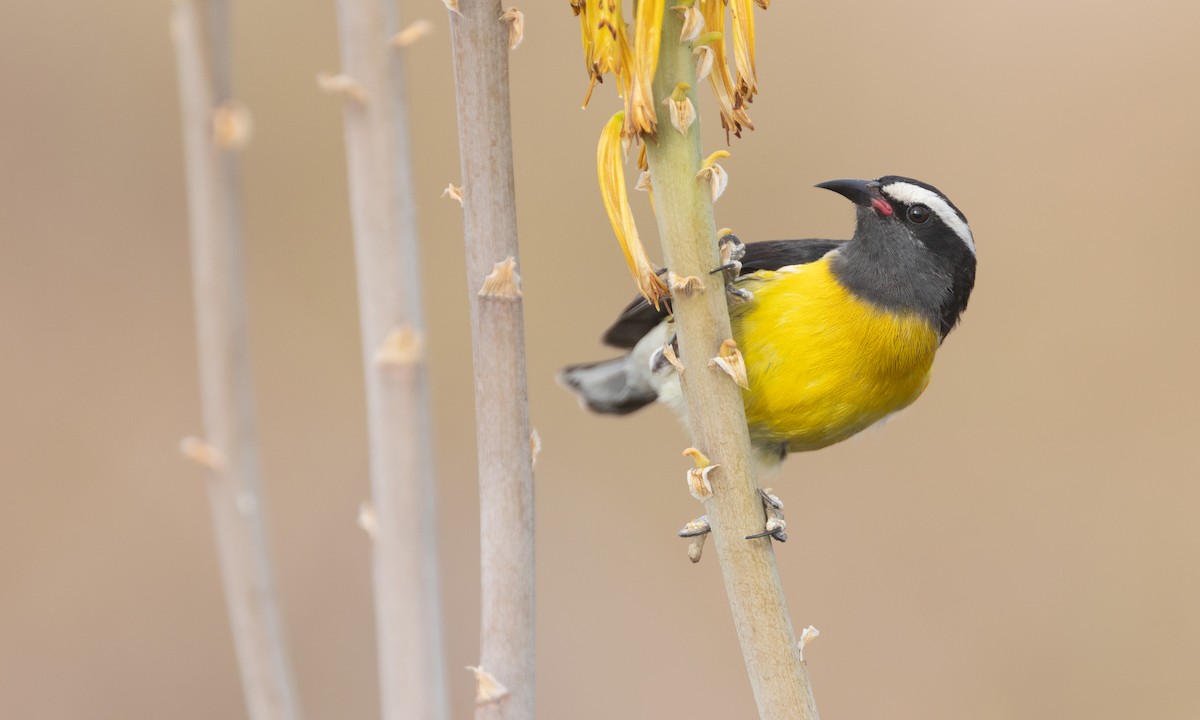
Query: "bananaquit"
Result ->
[[560, 176, 976, 466]]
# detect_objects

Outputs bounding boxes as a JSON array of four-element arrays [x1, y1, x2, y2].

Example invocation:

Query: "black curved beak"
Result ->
[[816, 178, 883, 207]]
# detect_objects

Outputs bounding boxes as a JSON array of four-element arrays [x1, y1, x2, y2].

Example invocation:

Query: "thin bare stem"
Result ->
[[447, 2, 535, 718], [642, 9, 820, 720], [170, 2, 300, 719], [330, 1, 449, 719]]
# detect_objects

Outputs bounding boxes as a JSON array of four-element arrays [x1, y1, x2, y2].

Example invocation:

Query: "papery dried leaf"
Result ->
[[669, 271, 704, 296], [661, 340, 683, 372], [212, 101, 253, 149], [357, 501, 378, 539], [799, 626, 820, 660], [693, 43, 714, 81], [478, 257, 523, 299], [466, 666, 509, 705], [180, 436, 225, 470], [442, 182, 464, 205], [686, 463, 719, 501], [374, 326, 425, 366], [675, 2, 705, 42], [316, 72, 368, 104], [697, 163, 729, 202], [530, 428, 542, 467], [391, 19, 434, 47], [500, 7, 525, 50], [708, 338, 749, 388], [664, 94, 696, 136]]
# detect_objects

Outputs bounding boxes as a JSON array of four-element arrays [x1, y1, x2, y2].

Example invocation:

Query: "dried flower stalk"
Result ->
[[170, 2, 300, 719], [330, 0, 449, 718], [448, 1, 536, 718]]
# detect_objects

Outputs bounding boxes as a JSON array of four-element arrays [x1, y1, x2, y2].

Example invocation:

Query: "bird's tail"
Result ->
[[558, 356, 658, 415]]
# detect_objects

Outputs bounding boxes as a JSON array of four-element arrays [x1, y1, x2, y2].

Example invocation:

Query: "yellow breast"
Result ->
[[730, 256, 940, 452]]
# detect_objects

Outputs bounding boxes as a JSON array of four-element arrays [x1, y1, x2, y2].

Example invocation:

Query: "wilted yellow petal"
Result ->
[[729, 0, 758, 102], [578, 0, 633, 108], [597, 112, 669, 308], [701, 149, 732, 167], [682, 447, 711, 467], [697, 0, 753, 140], [626, 0, 665, 136]]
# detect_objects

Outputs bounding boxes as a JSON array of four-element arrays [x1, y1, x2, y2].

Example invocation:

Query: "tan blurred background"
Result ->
[[2, 0, 1199, 718]]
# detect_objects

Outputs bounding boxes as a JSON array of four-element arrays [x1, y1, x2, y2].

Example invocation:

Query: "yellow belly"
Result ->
[[731, 257, 940, 452]]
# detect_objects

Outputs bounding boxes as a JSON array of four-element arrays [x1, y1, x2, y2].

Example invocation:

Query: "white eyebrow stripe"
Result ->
[[882, 182, 976, 256]]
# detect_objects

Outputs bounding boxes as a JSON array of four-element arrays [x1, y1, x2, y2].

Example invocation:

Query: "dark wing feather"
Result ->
[[601, 237, 845, 349]]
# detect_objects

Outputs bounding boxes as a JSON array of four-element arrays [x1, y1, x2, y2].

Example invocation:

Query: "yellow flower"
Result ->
[[625, 0, 665, 136], [698, 1, 753, 139], [597, 112, 670, 308], [729, 0, 758, 102], [573, 0, 633, 108]]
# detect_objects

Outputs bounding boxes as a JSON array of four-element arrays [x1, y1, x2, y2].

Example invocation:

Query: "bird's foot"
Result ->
[[649, 333, 680, 373], [712, 234, 752, 303], [745, 487, 787, 542]]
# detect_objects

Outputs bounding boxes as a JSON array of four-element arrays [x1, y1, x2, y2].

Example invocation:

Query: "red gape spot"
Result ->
[[871, 197, 894, 217]]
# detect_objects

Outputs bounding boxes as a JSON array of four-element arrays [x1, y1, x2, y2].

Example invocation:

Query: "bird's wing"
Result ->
[[601, 238, 845, 349]]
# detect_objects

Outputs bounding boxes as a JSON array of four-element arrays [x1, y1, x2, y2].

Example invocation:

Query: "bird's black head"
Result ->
[[816, 176, 977, 339], [816, 176, 975, 260]]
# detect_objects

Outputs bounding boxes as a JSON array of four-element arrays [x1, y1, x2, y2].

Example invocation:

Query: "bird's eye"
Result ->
[[907, 205, 931, 224]]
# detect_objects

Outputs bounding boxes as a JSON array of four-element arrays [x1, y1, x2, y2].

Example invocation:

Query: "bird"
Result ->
[[559, 176, 977, 470]]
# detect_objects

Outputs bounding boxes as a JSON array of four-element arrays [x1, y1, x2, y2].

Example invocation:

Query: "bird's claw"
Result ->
[[649, 333, 680, 373], [745, 488, 787, 542], [727, 286, 753, 302], [712, 234, 752, 302], [717, 233, 747, 266]]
